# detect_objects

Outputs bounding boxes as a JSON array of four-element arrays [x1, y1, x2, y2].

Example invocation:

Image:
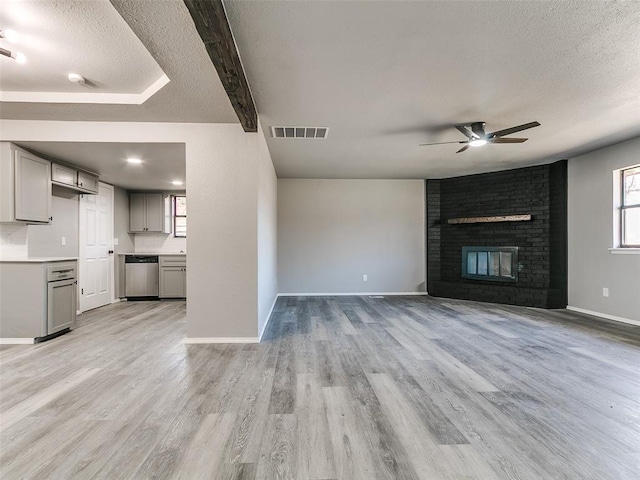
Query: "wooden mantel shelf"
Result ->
[[447, 214, 532, 225]]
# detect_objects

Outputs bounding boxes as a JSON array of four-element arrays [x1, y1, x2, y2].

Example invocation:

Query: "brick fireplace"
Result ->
[[426, 160, 568, 309]]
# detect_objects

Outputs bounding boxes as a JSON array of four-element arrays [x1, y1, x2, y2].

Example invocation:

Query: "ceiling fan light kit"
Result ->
[[420, 121, 541, 153], [0, 29, 25, 64], [469, 138, 487, 147], [68, 73, 86, 84]]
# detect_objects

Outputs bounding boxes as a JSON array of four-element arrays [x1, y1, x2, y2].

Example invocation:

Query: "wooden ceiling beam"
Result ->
[[183, 0, 258, 132]]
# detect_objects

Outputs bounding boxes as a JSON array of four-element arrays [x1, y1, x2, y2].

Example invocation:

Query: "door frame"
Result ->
[[78, 182, 114, 313]]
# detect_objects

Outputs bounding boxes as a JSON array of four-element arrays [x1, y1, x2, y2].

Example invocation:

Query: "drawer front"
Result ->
[[159, 256, 186, 267]]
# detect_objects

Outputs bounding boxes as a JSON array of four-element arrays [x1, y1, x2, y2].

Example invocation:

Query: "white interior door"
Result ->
[[79, 182, 113, 312]]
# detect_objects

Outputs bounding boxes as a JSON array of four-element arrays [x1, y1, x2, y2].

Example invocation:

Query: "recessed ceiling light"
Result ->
[[469, 138, 487, 147], [127, 158, 142, 164], [171, 180, 183, 186], [14, 52, 26, 64], [68, 73, 86, 84]]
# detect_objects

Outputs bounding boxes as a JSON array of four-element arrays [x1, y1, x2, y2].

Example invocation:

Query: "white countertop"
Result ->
[[117, 252, 186, 256], [0, 257, 78, 263]]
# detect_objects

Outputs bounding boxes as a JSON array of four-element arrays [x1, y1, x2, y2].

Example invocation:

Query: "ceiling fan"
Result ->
[[420, 121, 541, 153]]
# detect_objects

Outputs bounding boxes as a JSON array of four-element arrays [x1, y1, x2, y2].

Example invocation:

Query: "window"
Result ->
[[621, 166, 640, 247], [173, 195, 186, 237]]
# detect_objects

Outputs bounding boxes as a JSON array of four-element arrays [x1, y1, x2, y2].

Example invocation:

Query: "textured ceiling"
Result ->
[[225, 0, 640, 178], [0, 0, 163, 95], [15, 141, 186, 191], [0, 0, 238, 123]]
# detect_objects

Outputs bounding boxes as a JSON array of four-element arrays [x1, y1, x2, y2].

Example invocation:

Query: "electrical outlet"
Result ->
[[61, 237, 66, 246], [114, 238, 119, 246], [603, 287, 609, 297], [363, 274, 368, 282]]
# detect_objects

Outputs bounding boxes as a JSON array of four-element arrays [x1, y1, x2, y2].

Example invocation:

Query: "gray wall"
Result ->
[[113, 186, 133, 298], [113, 185, 134, 254], [28, 185, 79, 258], [278, 179, 425, 294], [568, 136, 640, 321], [257, 126, 278, 336]]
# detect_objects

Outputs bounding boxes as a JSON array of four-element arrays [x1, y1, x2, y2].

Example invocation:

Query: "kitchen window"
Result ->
[[173, 195, 186, 237], [621, 166, 640, 247]]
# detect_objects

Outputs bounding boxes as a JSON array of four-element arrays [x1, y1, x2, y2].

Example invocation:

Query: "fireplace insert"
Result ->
[[461, 246, 518, 282]]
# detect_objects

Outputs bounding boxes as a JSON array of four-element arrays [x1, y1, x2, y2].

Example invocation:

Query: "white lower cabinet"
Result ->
[[0, 260, 77, 341], [159, 256, 186, 298]]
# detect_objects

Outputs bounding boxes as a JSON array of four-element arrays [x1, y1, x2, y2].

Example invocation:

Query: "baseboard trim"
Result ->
[[566, 306, 640, 327], [258, 295, 278, 342], [277, 292, 428, 297], [184, 337, 259, 344], [0, 338, 35, 345]]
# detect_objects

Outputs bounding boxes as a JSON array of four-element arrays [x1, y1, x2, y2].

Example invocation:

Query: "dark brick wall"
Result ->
[[426, 161, 568, 308]]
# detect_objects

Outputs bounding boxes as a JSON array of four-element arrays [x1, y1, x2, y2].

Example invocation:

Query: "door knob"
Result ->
[[108, 250, 114, 254]]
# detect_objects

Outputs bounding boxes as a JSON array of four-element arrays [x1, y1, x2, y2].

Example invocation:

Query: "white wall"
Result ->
[[113, 186, 134, 255], [568, 136, 640, 322], [0, 119, 278, 341], [28, 186, 79, 258], [257, 124, 278, 337], [0, 187, 79, 259], [278, 179, 425, 294], [0, 224, 28, 258], [133, 234, 186, 253]]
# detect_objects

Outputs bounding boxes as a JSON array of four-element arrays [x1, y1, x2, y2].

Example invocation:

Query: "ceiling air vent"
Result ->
[[271, 126, 329, 139]]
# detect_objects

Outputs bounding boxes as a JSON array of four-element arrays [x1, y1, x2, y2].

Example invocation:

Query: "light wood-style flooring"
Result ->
[[1, 296, 639, 479]]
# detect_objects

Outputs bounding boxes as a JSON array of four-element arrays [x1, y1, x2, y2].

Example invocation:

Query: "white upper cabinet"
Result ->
[[129, 193, 166, 233], [52, 162, 99, 194], [76, 171, 99, 194], [0, 143, 52, 224], [51, 163, 77, 187]]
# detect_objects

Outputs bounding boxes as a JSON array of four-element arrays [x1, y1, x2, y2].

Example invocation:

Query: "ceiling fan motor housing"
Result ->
[[470, 122, 486, 138]]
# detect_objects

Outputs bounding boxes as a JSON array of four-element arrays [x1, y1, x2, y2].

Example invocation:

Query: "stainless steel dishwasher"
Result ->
[[125, 255, 159, 298]]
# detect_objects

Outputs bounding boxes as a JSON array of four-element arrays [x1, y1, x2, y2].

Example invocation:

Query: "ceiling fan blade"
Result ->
[[455, 125, 474, 139], [489, 121, 540, 138], [490, 137, 528, 144], [419, 141, 467, 146], [456, 144, 470, 154]]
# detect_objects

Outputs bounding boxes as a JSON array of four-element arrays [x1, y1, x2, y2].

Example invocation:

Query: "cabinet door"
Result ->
[[48, 279, 76, 334], [77, 171, 99, 194], [15, 149, 51, 223], [145, 193, 164, 232], [159, 267, 185, 298], [129, 193, 147, 232], [52, 163, 77, 187]]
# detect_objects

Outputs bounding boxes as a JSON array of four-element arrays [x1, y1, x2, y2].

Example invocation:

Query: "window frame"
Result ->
[[173, 195, 186, 238], [620, 166, 640, 248]]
